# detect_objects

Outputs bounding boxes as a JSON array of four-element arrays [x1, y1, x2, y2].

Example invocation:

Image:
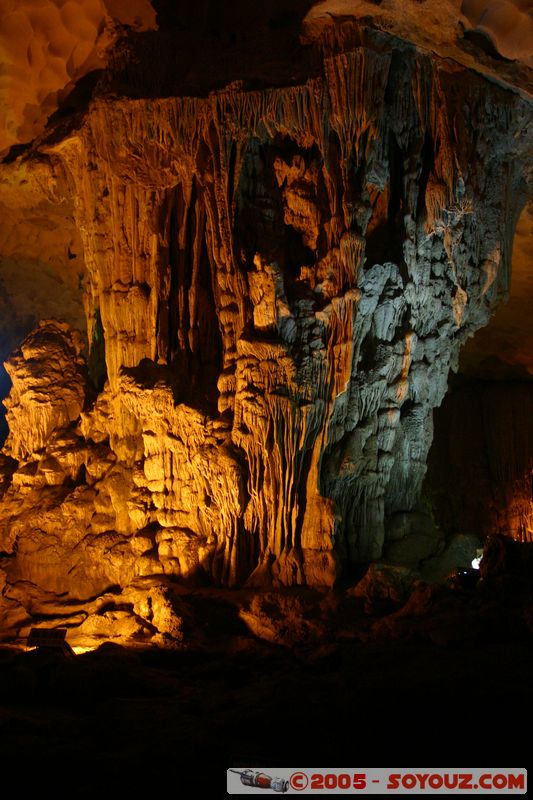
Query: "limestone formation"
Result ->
[[0, 13, 531, 643], [3, 320, 87, 462], [0, 0, 157, 153]]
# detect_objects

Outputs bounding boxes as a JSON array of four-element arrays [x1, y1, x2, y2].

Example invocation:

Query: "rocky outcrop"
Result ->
[[3, 320, 87, 462], [0, 21, 531, 643]]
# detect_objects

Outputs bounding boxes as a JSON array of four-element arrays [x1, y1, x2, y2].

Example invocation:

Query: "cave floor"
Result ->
[[0, 584, 531, 793]]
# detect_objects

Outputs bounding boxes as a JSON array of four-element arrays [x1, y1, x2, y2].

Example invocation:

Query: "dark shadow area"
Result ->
[[165, 181, 223, 410], [0, 142, 32, 166], [45, 70, 103, 126], [425, 374, 533, 542], [462, 28, 514, 62], [104, 0, 320, 99], [364, 130, 406, 269], [416, 128, 435, 221], [87, 309, 107, 393], [0, 363, 10, 445], [357, 331, 379, 373], [36, 71, 105, 150], [236, 136, 324, 310], [0, 624, 531, 791]]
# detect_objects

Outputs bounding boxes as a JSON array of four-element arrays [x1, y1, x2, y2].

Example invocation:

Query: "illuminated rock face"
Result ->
[[0, 27, 530, 632], [0, 0, 157, 154], [3, 320, 87, 462]]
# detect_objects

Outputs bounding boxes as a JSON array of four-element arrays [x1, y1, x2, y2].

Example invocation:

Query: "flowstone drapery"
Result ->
[[0, 29, 529, 634]]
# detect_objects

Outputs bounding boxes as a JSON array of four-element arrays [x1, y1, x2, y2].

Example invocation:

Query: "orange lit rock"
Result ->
[[0, 0, 157, 154], [0, 13, 531, 644], [0, 154, 87, 386], [3, 320, 87, 461], [461, 0, 533, 65]]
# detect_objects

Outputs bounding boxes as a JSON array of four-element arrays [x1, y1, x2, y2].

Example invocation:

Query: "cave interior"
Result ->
[[0, 0, 531, 789]]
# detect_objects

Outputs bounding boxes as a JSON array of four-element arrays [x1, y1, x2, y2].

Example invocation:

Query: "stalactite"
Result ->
[[0, 25, 530, 612]]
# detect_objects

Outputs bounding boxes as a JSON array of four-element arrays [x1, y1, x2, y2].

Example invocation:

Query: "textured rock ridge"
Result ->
[[3, 320, 87, 462], [0, 26, 531, 635]]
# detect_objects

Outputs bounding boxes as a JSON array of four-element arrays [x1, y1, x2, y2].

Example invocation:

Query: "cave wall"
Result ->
[[0, 156, 87, 442], [0, 0, 157, 155], [426, 378, 533, 543], [0, 27, 530, 606]]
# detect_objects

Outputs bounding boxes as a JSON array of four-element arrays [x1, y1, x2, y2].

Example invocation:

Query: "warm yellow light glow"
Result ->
[[72, 645, 97, 655]]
